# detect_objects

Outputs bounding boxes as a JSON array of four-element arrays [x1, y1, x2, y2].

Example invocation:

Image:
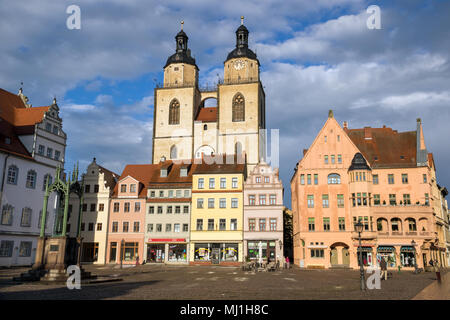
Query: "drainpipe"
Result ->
[[0, 153, 10, 209]]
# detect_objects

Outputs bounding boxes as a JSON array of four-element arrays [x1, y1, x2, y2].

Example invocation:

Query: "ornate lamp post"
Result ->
[[120, 239, 125, 269], [354, 221, 366, 290]]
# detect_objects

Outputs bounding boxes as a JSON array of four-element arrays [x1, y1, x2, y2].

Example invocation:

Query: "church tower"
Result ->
[[218, 17, 266, 170], [152, 22, 200, 163]]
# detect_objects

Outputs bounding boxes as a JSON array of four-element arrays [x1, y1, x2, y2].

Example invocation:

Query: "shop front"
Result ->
[[357, 246, 373, 266], [246, 241, 277, 261], [147, 243, 165, 263], [400, 246, 416, 267], [193, 242, 240, 265], [146, 239, 188, 263], [376, 246, 396, 268]]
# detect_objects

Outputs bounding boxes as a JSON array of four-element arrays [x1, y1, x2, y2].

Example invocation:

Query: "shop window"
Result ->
[[123, 242, 139, 261], [194, 243, 210, 261], [169, 244, 187, 262]]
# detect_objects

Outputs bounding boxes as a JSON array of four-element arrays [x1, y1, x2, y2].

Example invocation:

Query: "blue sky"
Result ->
[[1, 0, 450, 207]]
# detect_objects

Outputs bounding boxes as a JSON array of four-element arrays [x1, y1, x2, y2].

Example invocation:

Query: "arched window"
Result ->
[[235, 142, 242, 156], [26, 170, 37, 189], [7, 165, 18, 185], [232, 93, 245, 122], [170, 145, 177, 159], [169, 99, 180, 125], [391, 218, 402, 232], [43, 174, 52, 191], [406, 218, 417, 232], [327, 173, 341, 184]]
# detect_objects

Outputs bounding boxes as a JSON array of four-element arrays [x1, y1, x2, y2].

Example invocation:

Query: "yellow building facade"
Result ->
[[189, 160, 246, 265]]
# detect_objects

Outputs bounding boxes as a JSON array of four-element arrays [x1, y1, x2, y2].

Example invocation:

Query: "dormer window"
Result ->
[[130, 184, 136, 193], [180, 167, 188, 177], [120, 184, 126, 193], [161, 168, 168, 177]]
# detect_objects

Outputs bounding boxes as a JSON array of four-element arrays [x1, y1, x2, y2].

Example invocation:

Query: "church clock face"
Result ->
[[233, 59, 246, 70]]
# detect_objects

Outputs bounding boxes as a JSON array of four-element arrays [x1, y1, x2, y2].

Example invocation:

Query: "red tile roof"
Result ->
[[345, 127, 417, 168], [195, 107, 217, 122], [193, 154, 246, 174]]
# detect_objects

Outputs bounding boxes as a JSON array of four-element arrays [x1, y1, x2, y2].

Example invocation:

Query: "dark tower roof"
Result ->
[[225, 18, 258, 62], [348, 153, 371, 171], [164, 24, 198, 69]]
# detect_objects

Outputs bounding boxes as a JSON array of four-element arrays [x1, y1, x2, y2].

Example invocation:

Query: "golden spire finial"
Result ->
[[241, 16, 244, 25], [181, 20, 184, 30]]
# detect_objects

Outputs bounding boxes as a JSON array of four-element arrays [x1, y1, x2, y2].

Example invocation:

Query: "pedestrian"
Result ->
[[380, 257, 387, 280], [136, 254, 140, 266], [285, 256, 290, 269]]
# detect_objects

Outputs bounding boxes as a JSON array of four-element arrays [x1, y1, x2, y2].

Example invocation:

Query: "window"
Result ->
[[88, 223, 94, 231], [26, 170, 37, 189], [196, 219, 203, 231], [219, 198, 226, 208], [52, 125, 59, 135], [403, 194, 411, 205], [1, 205, 13, 225], [337, 135, 340, 142], [38, 210, 48, 229], [209, 178, 215, 189], [314, 174, 318, 185], [331, 155, 335, 164], [19, 241, 32, 257], [249, 195, 256, 205], [219, 219, 226, 231], [21, 208, 32, 227], [0, 241, 14, 257], [327, 173, 341, 184], [197, 198, 204, 209], [122, 222, 129, 232], [388, 174, 394, 184], [408, 219, 417, 231], [97, 223, 102, 231], [183, 205, 189, 214], [85, 184, 91, 193], [269, 194, 276, 205], [94, 184, 99, 193], [324, 155, 329, 164], [135, 202, 141, 212], [38, 145, 45, 155], [389, 194, 396, 205], [423, 174, 427, 183], [337, 194, 344, 208], [7, 165, 18, 185], [230, 219, 237, 231], [208, 219, 214, 231], [184, 190, 190, 197], [124, 202, 130, 212], [232, 177, 238, 188], [150, 191, 155, 197], [130, 184, 136, 193], [174, 223, 181, 232], [156, 224, 162, 232], [82, 203, 87, 212], [307, 174, 311, 185], [373, 174, 379, 184], [425, 193, 429, 205], [232, 93, 245, 122], [323, 217, 330, 231], [374, 194, 380, 205], [198, 178, 204, 189], [169, 99, 180, 125], [308, 218, 315, 231], [54, 150, 61, 161], [307, 195, 314, 208], [338, 154, 342, 164], [170, 145, 177, 159], [362, 193, 368, 206], [165, 224, 171, 232], [45, 122, 52, 131], [175, 206, 181, 214], [322, 194, 329, 208], [159, 191, 164, 197], [231, 198, 238, 208], [42, 174, 52, 191], [270, 218, 277, 231], [90, 203, 96, 212], [324, 135, 327, 143], [401, 174, 408, 184], [147, 224, 153, 232], [259, 218, 266, 231], [47, 148, 53, 158], [357, 193, 362, 206], [167, 206, 173, 214], [264, 177, 270, 183], [157, 206, 163, 214], [259, 195, 266, 205], [183, 224, 188, 232], [148, 206, 154, 214], [249, 218, 256, 231], [300, 174, 305, 185], [311, 249, 324, 258], [80, 223, 85, 231], [338, 217, 345, 231], [391, 219, 399, 232], [208, 198, 215, 208], [220, 178, 226, 189], [167, 190, 173, 198]]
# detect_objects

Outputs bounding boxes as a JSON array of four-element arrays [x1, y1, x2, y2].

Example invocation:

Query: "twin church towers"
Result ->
[[151, 18, 266, 171]]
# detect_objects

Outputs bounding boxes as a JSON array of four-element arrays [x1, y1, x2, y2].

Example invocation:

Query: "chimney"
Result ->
[[364, 127, 372, 140], [343, 121, 348, 129]]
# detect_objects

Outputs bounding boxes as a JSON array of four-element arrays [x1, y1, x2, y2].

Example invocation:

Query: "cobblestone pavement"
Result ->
[[0, 265, 448, 300]]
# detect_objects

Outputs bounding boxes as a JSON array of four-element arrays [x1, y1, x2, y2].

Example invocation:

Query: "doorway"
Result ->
[[342, 248, 350, 266], [330, 248, 338, 265]]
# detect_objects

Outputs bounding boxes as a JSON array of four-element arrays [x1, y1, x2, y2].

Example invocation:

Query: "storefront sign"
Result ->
[[147, 238, 185, 242]]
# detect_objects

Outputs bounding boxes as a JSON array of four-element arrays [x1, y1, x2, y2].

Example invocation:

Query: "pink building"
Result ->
[[106, 165, 153, 265], [291, 111, 447, 269], [244, 162, 284, 262]]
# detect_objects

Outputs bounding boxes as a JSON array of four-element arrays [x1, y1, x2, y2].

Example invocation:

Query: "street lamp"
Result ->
[[354, 221, 366, 290], [120, 239, 124, 269]]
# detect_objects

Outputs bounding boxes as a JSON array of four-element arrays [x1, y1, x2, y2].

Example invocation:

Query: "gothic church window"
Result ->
[[169, 99, 180, 125], [232, 93, 245, 122]]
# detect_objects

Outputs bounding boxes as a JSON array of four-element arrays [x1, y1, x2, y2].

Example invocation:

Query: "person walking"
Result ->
[[285, 256, 290, 269], [380, 256, 388, 280]]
